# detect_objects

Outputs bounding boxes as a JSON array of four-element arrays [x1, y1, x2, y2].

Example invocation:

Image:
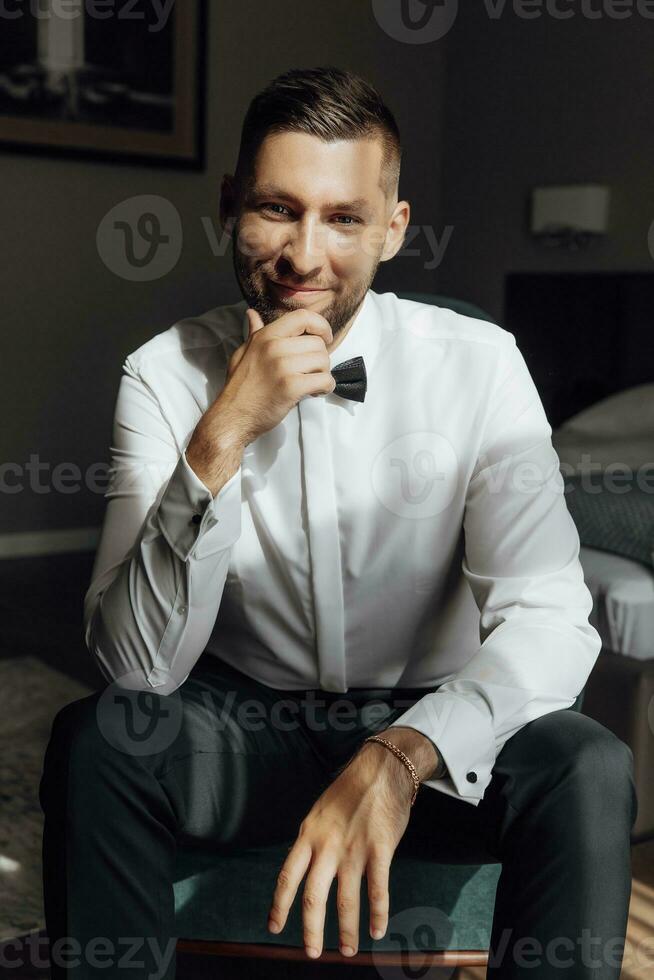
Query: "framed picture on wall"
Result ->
[[0, 0, 206, 170]]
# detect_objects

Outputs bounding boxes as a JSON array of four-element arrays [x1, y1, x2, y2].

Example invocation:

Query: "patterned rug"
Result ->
[[0, 657, 92, 941]]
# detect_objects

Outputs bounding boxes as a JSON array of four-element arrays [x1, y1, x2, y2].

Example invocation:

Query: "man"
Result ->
[[40, 66, 637, 978]]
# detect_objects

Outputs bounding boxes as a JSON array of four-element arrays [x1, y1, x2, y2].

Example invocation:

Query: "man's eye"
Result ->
[[259, 206, 360, 225]]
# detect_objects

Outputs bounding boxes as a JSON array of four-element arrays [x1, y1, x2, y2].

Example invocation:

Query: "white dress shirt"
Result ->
[[84, 289, 601, 806]]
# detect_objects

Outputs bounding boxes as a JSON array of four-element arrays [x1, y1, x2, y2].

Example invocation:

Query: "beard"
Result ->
[[231, 231, 383, 341]]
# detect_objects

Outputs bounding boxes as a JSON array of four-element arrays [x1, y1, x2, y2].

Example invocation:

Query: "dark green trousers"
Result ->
[[39, 652, 637, 979]]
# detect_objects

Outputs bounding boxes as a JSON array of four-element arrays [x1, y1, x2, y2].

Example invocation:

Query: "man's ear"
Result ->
[[219, 174, 238, 234], [380, 199, 411, 263]]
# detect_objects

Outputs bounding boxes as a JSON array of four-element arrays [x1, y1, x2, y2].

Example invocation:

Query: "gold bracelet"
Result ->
[[363, 735, 420, 807]]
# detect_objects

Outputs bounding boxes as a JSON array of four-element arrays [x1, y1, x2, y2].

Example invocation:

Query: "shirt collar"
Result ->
[[240, 289, 381, 416]]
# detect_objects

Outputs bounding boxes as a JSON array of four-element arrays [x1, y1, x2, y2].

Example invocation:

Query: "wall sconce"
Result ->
[[530, 184, 610, 249]]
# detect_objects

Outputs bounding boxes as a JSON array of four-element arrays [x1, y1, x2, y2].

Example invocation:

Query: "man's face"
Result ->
[[225, 131, 403, 340]]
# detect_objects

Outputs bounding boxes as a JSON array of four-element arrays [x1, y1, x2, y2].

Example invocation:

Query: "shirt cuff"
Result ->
[[386, 690, 498, 805], [156, 449, 242, 561]]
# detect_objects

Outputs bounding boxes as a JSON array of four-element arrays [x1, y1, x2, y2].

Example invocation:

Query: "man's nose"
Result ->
[[281, 218, 325, 276]]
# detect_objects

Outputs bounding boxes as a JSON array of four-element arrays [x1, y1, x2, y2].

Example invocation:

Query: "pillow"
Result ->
[[559, 384, 654, 437], [552, 430, 654, 474]]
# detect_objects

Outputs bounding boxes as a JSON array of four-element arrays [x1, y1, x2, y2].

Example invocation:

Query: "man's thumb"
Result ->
[[246, 307, 265, 337]]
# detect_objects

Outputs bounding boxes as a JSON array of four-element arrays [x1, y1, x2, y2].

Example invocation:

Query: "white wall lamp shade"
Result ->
[[531, 184, 610, 243]]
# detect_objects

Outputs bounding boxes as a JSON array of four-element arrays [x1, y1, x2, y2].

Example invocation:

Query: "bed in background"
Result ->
[[504, 272, 654, 842], [551, 384, 654, 842]]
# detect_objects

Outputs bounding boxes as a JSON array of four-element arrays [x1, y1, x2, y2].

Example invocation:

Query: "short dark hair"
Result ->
[[234, 66, 402, 199]]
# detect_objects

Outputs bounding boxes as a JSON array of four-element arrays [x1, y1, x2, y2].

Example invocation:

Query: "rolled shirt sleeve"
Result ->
[[387, 333, 602, 805], [83, 356, 242, 694]]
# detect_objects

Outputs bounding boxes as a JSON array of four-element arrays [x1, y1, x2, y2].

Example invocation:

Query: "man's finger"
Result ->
[[267, 838, 312, 935], [269, 308, 333, 346], [301, 856, 338, 959], [246, 307, 266, 337], [336, 865, 364, 957], [366, 852, 391, 940]]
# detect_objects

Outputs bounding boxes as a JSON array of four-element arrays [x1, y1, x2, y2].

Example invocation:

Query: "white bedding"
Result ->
[[578, 546, 654, 661]]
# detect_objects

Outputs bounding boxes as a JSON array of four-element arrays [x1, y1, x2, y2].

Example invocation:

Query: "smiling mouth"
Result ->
[[270, 279, 330, 295]]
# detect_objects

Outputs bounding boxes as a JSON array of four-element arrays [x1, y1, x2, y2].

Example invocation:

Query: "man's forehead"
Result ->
[[250, 131, 387, 205]]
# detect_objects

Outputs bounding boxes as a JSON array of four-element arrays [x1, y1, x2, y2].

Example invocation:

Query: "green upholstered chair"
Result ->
[[173, 293, 584, 972], [396, 291, 497, 324]]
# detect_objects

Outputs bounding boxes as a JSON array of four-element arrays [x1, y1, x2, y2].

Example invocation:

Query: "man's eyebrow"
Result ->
[[248, 184, 372, 214]]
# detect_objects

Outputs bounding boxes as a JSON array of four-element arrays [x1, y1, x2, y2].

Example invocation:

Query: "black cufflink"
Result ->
[[191, 514, 202, 525], [466, 771, 477, 783]]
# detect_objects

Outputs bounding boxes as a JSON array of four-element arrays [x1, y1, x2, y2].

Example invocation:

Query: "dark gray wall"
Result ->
[[437, 6, 654, 320], [1, 0, 446, 537], [7, 4, 652, 540]]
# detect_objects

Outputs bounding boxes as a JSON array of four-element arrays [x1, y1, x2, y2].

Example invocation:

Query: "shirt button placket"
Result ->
[[297, 397, 347, 693]]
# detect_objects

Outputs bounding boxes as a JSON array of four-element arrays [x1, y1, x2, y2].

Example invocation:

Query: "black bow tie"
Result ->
[[331, 355, 367, 402]]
